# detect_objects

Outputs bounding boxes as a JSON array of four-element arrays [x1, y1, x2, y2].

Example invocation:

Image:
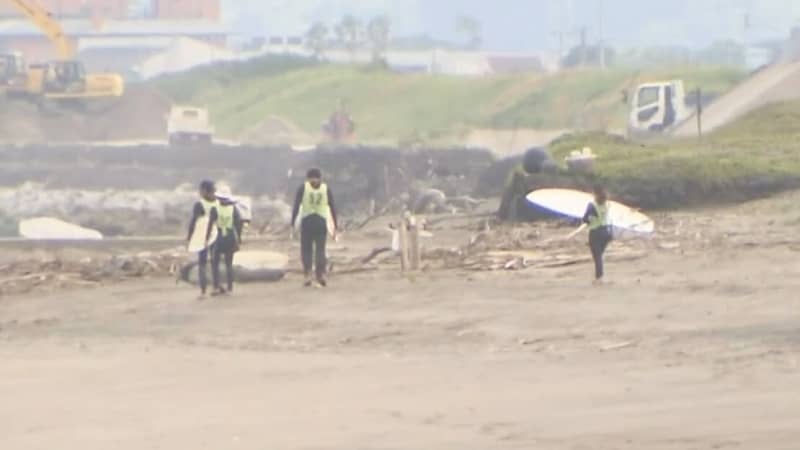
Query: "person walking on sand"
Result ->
[[291, 168, 338, 287], [210, 185, 244, 296], [187, 180, 219, 299], [582, 185, 613, 284]]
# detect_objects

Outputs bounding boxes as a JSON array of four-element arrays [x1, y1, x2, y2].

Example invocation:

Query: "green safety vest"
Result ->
[[302, 182, 329, 219], [588, 201, 609, 231], [216, 203, 236, 237]]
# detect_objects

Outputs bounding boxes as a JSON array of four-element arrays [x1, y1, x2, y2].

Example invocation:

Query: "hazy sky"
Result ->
[[222, 0, 800, 51]]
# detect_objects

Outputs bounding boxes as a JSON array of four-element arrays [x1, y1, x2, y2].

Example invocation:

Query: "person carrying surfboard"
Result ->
[[582, 185, 613, 284], [187, 180, 219, 299], [291, 168, 338, 287], [211, 185, 244, 296]]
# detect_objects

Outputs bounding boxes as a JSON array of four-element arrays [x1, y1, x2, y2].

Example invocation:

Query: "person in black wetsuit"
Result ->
[[290, 168, 338, 287], [582, 185, 613, 284], [186, 180, 218, 299], [211, 186, 244, 296]]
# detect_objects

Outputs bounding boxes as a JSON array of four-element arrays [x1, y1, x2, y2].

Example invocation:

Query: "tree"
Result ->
[[367, 15, 391, 64], [336, 15, 363, 62], [305, 22, 329, 60], [455, 16, 482, 50]]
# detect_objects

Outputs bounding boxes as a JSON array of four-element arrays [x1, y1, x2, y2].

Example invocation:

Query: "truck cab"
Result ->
[[167, 106, 215, 146], [0, 52, 27, 96], [628, 80, 689, 136]]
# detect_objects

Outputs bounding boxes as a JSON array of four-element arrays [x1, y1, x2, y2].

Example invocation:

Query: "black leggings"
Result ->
[[301, 215, 328, 277], [198, 248, 210, 294], [589, 228, 612, 280], [213, 234, 237, 291]]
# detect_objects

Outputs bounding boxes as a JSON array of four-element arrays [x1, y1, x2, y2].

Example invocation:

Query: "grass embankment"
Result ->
[[549, 101, 800, 208], [154, 56, 742, 143]]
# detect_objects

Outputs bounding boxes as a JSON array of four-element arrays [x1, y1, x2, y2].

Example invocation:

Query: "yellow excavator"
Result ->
[[1, 0, 124, 109]]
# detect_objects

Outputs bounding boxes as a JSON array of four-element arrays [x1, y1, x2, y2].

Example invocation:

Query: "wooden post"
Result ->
[[398, 214, 409, 271], [383, 165, 391, 199], [408, 216, 421, 271], [696, 87, 703, 140]]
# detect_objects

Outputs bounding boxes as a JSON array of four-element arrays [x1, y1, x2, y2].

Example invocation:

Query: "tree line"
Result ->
[[304, 15, 484, 64]]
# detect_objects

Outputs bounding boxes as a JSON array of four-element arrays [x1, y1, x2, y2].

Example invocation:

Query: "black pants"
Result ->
[[589, 227, 612, 280], [198, 247, 211, 294], [301, 215, 328, 277], [212, 233, 237, 291]]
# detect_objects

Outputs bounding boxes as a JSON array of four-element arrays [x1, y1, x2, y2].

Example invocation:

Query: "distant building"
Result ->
[[0, 0, 132, 19], [0, 0, 222, 20], [0, 18, 229, 62], [152, 0, 220, 20], [487, 54, 546, 74]]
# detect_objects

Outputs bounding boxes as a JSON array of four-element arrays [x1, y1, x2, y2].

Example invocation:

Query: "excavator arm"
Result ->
[[6, 0, 75, 59]]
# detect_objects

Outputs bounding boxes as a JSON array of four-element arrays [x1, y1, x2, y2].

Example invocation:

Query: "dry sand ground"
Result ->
[[2, 194, 800, 449]]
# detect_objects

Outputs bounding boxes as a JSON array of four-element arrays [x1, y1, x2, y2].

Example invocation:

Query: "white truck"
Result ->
[[167, 106, 214, 146], [627, 80, 691, 136]]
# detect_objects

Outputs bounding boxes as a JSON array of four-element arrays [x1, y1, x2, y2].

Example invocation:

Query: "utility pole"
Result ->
[[551, 30, 565, 65], [579, 26, 588, 67], [598, 0, 605, 69]]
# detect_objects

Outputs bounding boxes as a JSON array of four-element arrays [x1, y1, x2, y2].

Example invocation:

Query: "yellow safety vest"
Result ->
[[301, 182, 329, 219], [201, 198, 218, 216], [216, 203, 236, 236], [588, 201, 609, 231]]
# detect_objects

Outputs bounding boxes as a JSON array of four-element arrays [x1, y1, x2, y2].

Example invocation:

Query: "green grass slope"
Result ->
[[549, 101, 800, 207], [155, 58, 743, 143]]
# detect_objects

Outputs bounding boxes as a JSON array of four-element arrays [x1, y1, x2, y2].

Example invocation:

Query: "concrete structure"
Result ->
[[672, 60, 800, 137], [135, 37, 236, 79], [671, 29, 800, 138]]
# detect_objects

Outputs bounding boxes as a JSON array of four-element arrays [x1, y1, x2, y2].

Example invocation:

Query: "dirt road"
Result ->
[[2, 196, 800, 449], [673, 61, 800, 137]]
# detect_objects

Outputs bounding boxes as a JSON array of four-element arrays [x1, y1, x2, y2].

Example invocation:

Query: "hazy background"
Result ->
[[221, 0, 800, 50]]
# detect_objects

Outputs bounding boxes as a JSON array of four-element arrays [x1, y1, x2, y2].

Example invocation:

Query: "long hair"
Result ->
[[593, 185, 608, 205]]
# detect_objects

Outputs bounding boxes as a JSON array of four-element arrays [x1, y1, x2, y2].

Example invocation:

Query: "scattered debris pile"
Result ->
[[0, 250, 185, 296], [330, 219, 653, 275], [457, 223, 649, 271]]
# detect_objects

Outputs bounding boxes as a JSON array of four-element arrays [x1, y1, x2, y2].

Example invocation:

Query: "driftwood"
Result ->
[[361, 247, 392, 265], [354, 197, 404, 230], [0, 272, 53, 285], [460, 248, 647, 272], [177, 262, 285, 286], [332, 266, 380, 276]]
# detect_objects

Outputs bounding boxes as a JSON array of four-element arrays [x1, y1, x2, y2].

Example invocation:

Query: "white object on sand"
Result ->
[[19, 217, 103, 240], [187, 216, 218, 253], [233, 250, 289, 270]]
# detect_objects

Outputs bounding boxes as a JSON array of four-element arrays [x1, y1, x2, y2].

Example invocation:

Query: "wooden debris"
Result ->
[[598, 341, 637, 352], [361, 247, 392, 265]]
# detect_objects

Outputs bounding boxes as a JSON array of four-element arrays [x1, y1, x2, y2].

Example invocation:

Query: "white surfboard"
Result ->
[[187, 216, 219, 252], [294, 206, 336, 236], [19, 217, 103, 240], [526, 188, 655, 234]]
